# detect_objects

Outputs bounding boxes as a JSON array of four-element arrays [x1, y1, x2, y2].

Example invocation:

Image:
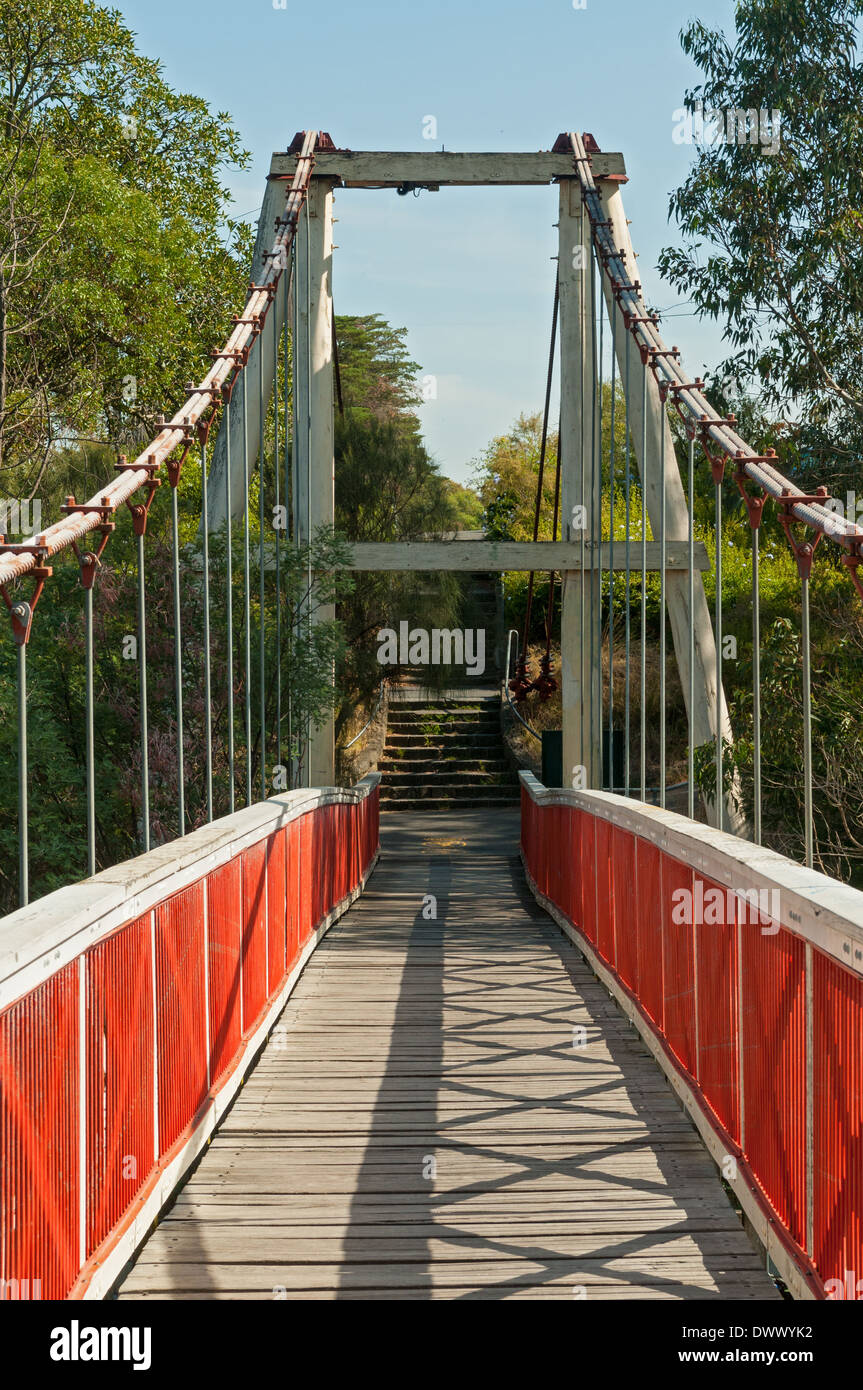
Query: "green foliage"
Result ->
[[0, 497, 353, 912], [696, 606, 863, 883], [483, 491, 518, 541], [474, 391, 642, 640], [472, 412, 559, 542], [336, 410, 452, 541], [0, 2, 358, 907], [0, 0, 250, 494], [443, 478, 483, 530], [334, 313, 422, 429], [658, 0, 863, 487]]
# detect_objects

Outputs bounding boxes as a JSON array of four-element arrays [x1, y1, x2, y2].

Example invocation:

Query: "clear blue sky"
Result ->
[[114, 0, 740, 485]]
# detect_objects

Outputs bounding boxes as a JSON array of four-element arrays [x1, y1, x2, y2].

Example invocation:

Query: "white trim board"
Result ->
[[0, 776, 381, 1013], [519, 773, 863, 976]]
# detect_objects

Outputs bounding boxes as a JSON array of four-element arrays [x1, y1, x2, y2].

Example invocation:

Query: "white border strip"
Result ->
[[79, 846, 380, 1300], [520, 773, 863, 977]]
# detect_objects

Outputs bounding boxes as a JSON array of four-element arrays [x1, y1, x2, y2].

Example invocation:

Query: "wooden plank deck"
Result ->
[[117, 811, 780, 1301]]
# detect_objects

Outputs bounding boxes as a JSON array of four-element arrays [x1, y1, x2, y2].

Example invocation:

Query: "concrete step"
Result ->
[[389, 679, 501, 693], [380, 753, 511, 770], [387, 697, 499, 712], [380, 769, 516, 786], [379, 681, 516, 811], [384, 737, 505, 753], [379, 794, 521, 811], [386, 713, 500, 731], [386, 709, 499, 724], [382, 781, 518, 800], [389, 686, 501, 703]]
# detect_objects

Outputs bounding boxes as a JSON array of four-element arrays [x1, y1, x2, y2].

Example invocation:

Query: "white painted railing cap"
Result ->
[[519, 773, 863, 974], [0, 778, 380, 1011]]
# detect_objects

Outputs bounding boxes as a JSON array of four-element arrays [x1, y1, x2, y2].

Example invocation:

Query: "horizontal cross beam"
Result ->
[[340, 541, 709, 572], [269, 150, 627, 187]]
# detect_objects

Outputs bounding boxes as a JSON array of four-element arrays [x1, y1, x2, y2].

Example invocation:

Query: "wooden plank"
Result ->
[[115, 811, 780, 1303], [119, 1285, 778, 1301], [268, 150, 627, 187], [339, 541, 709, 572], [119, 1258, 779, 1296], [133, 1231, 767, 1264]]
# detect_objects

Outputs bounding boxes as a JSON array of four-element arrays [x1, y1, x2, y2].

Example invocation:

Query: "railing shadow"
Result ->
[[334, 812, 770, 1300]]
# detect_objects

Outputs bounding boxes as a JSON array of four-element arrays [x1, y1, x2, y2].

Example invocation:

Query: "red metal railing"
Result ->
[[520, 773, 863, 1300], [0, 777, 379, 1300]]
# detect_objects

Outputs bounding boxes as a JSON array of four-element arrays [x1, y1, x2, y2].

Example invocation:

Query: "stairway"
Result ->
[[378, 566, 518, 812], [379, 696, 520, 812]]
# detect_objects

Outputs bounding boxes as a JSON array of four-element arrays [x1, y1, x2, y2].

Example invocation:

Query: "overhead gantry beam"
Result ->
[[339, 541, 709, 572], [268, 150, 627, 187]]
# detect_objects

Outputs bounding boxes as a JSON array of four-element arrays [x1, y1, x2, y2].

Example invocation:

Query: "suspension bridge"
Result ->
[[0, 132, 861, 1303]]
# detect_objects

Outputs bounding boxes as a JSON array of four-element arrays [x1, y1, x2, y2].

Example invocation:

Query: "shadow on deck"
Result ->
[[116, 810, 780, 1301]]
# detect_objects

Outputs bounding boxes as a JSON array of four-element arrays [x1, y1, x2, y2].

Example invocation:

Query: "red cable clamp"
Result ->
[[60, 495, 116, 522], [732, 455, 774, 530], [183, 386, 221, 445], [776, 486, 830, 580], [625, 311, 660, 335], [167, 441, 192, 489], [156, 415, 194, 435], [125, 478, 161, 536], [211, 346, 249, 366], [664, 379, 704, 429], [1, 568, 52, 645], [612, 278, 642, 301], [841, 551, 863, 602], [115, 452, 160, 475], [666, 378, 705, 395], [642, 344, 680, 371], [0, 536, 51, 558], [698, 416, 737, 484], [184, 382, 221, 403], [196, 413, 216, 447], [65, 497, 115, 585]]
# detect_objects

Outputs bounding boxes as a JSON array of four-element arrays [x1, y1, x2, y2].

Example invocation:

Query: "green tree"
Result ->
[[334, 313, 422, 430], [0, 0, 251, 497], [443, 478, 483, 530], [472, 412, 559, 543], [0, 490, 354, 912], [658, 0, 863, 488]]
